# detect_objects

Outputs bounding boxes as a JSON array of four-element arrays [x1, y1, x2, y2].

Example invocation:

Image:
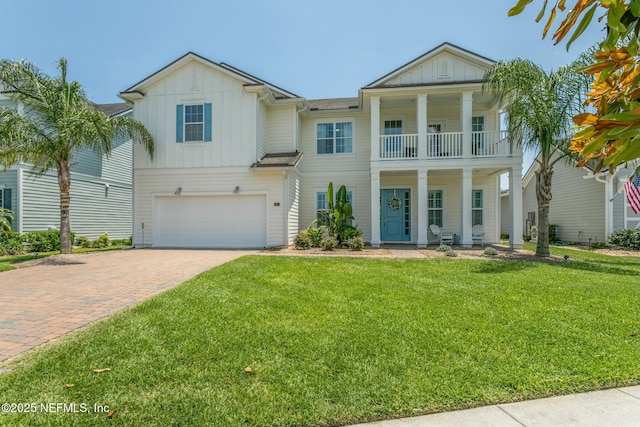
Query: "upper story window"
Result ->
[[317, 121, 353, 154], [176, 103, 212, 143], [184, 105, 204, 142]]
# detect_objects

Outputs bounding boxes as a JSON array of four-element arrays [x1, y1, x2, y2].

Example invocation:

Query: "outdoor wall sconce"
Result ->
[[233, 185, 240, 193], [174, 186, 182, 195]]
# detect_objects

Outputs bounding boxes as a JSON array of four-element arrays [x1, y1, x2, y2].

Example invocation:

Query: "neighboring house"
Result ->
[[119, 43, 524, 249], [0, 97, 135, 239], [518, 154, 640, 243]]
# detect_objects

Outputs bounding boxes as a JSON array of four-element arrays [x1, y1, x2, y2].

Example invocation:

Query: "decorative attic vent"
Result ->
[[437, 58, 452, 79]]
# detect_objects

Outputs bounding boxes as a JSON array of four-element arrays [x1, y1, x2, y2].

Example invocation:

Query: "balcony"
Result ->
[[378, 131, 511, 160]]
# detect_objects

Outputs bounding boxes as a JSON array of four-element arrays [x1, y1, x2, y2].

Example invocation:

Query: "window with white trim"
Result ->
[[316, 190, 353, 221], [472, 189, 483, 226], [316, 121, 353, 154], [428, 190, 443, 227], [184, 104, 204, 142]]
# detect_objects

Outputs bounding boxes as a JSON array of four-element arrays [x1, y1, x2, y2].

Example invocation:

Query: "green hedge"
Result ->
[[608, 229, 640, 250]]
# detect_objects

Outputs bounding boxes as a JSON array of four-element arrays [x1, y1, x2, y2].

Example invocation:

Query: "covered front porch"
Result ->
[[370, 167, 523, 249]]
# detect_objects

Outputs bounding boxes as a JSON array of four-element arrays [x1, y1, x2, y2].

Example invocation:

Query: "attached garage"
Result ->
[[153, 195, 267, 248]]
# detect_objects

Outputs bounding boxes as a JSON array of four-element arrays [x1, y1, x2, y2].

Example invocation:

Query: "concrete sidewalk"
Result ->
[[349, 385, 640, 427]]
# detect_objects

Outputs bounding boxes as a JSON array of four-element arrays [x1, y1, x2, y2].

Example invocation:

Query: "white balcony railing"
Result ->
[[379, 131, 510, 160], [426, 132, 462, 158], [379, 134, 418, 159], [472, 131, 510, 157]]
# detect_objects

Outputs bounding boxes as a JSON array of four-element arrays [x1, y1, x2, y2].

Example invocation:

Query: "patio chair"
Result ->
[[430, 224, 453, 245], [472, 224, 485, 246]]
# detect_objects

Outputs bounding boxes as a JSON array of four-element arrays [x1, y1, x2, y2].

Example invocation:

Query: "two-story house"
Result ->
[[0, 97, 135, 240], [119, 43, 524, 249]]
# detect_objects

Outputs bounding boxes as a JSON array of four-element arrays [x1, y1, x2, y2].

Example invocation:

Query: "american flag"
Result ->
[[625, 173, 640, 214]]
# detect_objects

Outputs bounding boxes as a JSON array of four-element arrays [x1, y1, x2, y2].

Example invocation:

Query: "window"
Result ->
[[316, 190, 353, 221], [428, 190, 443, 227], [472, 189, 483, 226], [1, 188, 9, 210], [176, 103, 212, 143], [184, 105, 204, 142], [316, 121, 353, 154]]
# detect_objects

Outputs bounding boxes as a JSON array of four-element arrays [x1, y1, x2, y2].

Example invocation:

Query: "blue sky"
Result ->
[[3, 0, 605, 104]]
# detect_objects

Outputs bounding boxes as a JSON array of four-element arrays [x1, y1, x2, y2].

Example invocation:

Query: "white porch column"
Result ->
[[370, 96, 380, 161], [461, 92, 473, 159], [494, 175, 501, 244], [461, 167, 473, 247], [417, 169, 428, 247], [509, 167, 524, 249], [371, 169, 381, 247], [417, 94, 427, 159]]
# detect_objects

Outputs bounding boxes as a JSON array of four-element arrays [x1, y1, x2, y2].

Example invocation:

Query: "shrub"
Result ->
[[608, 229, 640, 250], [91, 234, 110, 249], [24, 230, 63, 252], [590, 242, 607, 250], [338, 226, 362, 246], [76, 235, 90, 248], [320, 236, 338, 251], [0, 232, 25, 256], [436, 244, 451, 252], [484, 247, 499, 256], [294, 230, 312, 250], [500, 233, 509, 240], [346, 236, 364, 251], [306, 224, 326, 247], [523, 235, 532, 242], [445, 250, 458, 257]]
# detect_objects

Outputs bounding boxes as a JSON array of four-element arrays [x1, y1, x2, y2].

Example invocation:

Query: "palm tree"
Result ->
[[0, 208, 13, 235], [0, 58, 153, 254], [483, 59, 590, 257]]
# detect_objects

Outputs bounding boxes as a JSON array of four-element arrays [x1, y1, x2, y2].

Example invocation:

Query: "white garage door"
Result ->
[[154, 195, 267, 248]]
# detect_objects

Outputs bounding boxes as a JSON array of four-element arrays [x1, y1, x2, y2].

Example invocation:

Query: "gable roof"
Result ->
[[364, 42, 494, 89], [120, 51, 300, 100], [95, 102, 131, 117]]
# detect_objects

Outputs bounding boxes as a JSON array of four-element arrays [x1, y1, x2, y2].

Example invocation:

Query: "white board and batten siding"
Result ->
[[385, 52, 487, 86], [132, 60, 258, 171]]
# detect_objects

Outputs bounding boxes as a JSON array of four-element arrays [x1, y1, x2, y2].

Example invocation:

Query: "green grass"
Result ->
[[0, 246, 126, 272], [0, 251, 638, 426]]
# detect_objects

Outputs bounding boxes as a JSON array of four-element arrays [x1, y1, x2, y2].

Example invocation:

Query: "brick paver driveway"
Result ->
[[0, 249, 253, 362]]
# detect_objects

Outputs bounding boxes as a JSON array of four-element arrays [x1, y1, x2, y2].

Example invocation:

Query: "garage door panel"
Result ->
[[155, 195, 266, 248]]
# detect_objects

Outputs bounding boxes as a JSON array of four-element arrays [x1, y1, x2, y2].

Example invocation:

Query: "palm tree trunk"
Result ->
[[535, 168, 553, 257], [58, 161, 72, 254]]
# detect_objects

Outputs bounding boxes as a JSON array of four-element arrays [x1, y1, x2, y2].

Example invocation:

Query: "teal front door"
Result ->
[[381, 189, 411, 241]]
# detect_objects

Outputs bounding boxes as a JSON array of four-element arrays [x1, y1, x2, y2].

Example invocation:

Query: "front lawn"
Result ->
[[0, 252, 638, 426]]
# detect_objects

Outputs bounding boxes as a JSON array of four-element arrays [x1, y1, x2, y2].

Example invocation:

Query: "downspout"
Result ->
[[295, 104, 306, 152], [594, 173, 614, 240]]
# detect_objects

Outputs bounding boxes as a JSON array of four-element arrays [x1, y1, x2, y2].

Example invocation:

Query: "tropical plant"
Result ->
[[508, 1, 640, 171], [0, 58, 154, 254], [0, 208, 13, 235], [319, 182, 357, 244], [483, 59, 590, 257], [305, 222, 326, 247]]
